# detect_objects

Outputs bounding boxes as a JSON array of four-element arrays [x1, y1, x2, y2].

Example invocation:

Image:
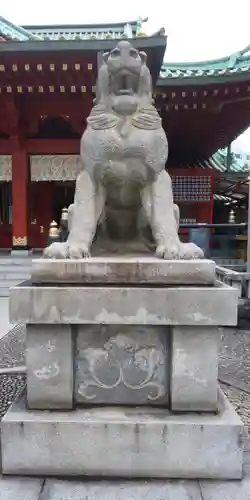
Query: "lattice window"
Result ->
[[171, 176, 212, 202]]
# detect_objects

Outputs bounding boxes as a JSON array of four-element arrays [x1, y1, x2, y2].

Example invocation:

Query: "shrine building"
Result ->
[[1, 15, 250, 251]]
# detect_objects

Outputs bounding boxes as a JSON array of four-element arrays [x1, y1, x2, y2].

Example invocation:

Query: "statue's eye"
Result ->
[[130, 49, 138, 58], [111, 48, 120, 57]]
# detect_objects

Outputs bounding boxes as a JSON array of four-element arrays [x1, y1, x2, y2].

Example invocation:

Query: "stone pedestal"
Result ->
[[1, 258, 244, 480]]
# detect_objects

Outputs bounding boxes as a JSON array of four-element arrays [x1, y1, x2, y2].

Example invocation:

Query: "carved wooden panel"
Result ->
[[30, 155, 81, 181]]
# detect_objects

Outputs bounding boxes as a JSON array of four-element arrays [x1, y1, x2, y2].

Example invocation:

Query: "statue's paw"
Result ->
[[156, 243, 180, 260], [178, 242, 204, 260], [43, 242, 67, 259], [66, 243, 90, 259], [156, 241, 204, 260]]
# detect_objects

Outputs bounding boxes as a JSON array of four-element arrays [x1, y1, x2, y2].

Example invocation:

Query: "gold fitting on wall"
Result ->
[[50, 64, 55, 71], [28, 86, 33, 93], [0, 65, 5, 72], [87, 63, 93, 70], [38, 86, 44, 93], [62, 63, 68, 71], [12, 236, 27, 247], [49, 86, 54, 93], [12, 64, 18, 72], [81, 86, 86, 93], [25, 64, 30, 71], [37, 64, 43, 71], [75, 63, 80, 70], [17, 86, 23, 93], [60, 86, 65, 92]]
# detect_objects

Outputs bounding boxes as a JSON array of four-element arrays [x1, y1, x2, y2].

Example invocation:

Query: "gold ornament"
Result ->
[[49, 220, 59, 237]]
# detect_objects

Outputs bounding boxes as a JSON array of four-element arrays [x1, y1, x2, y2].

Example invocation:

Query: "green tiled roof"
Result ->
[[0, 16, 151, 42], [23, 17, 148, 41], [0, 16, 40, 41], [160, 44, 250, 79]]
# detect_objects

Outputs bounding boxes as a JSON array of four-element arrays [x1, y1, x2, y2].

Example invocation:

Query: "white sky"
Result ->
[[2, 0, 250, 152]]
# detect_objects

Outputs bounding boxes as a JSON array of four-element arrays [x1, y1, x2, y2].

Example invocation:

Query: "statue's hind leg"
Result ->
[[141, 170, 203, 259]]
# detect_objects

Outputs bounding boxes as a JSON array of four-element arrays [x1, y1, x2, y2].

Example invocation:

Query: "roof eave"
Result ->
[[0, 35, 166, 53], [157, 70, 250, 87]]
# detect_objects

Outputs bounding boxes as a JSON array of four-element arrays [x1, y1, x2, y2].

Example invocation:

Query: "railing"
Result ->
[[215, 266, 249, 299]]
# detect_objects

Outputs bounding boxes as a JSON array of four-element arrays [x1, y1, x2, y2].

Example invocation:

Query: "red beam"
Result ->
[[0, 138, 80, 154], [25, 139, 80, 154]]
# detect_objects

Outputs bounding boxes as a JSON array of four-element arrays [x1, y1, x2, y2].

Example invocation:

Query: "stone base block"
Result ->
[[26, 324, 74, 410], [1, 389, 243, 479], [10, 281, 238, 326], [76, 325, 170, 405], [171, 326, 218, 411], [31, 257, 216, 285]]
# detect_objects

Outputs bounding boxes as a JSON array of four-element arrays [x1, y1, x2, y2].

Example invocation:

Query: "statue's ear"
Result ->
[[102, 52, 109, 63], [139, 51, 147, 64]]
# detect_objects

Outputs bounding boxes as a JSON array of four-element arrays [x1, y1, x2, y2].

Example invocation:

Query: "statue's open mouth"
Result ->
[[112, 72, 138, 97]]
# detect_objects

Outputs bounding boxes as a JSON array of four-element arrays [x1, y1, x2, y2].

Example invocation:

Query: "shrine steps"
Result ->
[[0, 256, 31, 297]]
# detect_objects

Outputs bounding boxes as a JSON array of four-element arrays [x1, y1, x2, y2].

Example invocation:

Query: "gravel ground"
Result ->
[[0, 325, 250, 430], [0, 324, 26, 419]]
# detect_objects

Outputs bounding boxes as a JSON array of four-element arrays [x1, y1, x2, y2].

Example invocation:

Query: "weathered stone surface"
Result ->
[[0, 477, 42, 500], [75, 325, 169, 405], [32, 258, 216, 285], [26, 324, 73, 410], [9, 282, 238, 326], [40, 479, 202, 500], [200, 478, 250, 500], [171, 327, 218, 411], [1, 390, 243, 478]]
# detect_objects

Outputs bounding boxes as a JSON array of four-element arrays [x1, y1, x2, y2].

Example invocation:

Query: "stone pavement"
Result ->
[[0, 477, 250, 499], [0, 298, 14, 341]]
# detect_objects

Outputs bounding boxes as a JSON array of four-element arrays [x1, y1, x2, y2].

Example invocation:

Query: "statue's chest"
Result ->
[[102, 128, 150, 159]]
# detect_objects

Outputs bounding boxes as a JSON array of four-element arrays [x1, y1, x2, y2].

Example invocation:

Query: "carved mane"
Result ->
[[87, 51, 162, 132]]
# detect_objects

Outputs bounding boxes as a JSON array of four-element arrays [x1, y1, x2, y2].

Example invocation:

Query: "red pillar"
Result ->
[[12, 147, 29, 249]]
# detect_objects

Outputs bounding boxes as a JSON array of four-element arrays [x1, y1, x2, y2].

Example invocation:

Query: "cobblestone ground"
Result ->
[[0, 325, 250, 429]]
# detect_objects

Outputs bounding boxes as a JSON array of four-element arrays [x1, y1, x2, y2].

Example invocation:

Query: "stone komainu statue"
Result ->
[[44, 41, 203, 260]]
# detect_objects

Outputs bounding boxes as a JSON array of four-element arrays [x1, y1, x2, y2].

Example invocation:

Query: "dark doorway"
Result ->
[[53, 182, 75, 224]]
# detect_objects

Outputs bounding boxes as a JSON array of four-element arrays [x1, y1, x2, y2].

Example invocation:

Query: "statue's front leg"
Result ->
[[67, 170, 105, 258], [141, 170, 203, 259]]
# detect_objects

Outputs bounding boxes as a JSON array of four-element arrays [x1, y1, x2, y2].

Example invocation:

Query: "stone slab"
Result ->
[[75, 325, 169, 405], [31, 258, 216, 285], [200, 478, 250, 500], [9, 282, 238, 326], [1, 389, 243, 479], [26, 324, 73, 410], [0, 477, 250, 500], [171, 327, 218, 411], [0, 476, 42, 500], [40, 479, 202, 500]]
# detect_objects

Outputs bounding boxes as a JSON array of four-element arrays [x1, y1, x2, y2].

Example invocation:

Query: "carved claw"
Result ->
[[155, 243, 180, 260], [66, 243, 91, 259], [179, 242, 204, 260], [155, 241, 204, 260]]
